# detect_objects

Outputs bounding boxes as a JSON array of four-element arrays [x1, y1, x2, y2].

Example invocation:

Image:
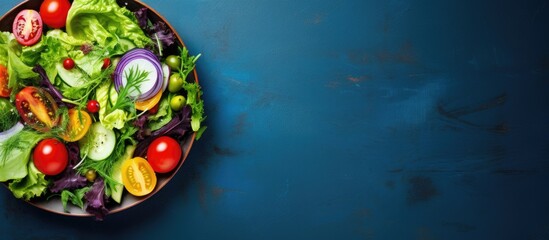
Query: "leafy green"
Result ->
[[61, 187, 91, 212], [7, 44, 39, 89], [147, 96, 172, 131], [182, 82, 205, 132], [21, 30, 88, 69], [102, 109, 130, 130], [0, 32, 10, 65], [178, 47, 201, 80], [8, 161, 50, 201], [47, 29, 89, 48], [66, 0, 151, 50], [176, 47, 206, 134], [21, 29, 107, 100], [96, 82, 130, 130], [0, 130, 48, 181], [20, 30, 73, 82], [45, 30, 102, 78]]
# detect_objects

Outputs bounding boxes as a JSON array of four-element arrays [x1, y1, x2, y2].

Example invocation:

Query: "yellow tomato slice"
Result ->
[[59, 109, 92, 142], [135, 90, 162, 111], [121, 157, 157, 196]]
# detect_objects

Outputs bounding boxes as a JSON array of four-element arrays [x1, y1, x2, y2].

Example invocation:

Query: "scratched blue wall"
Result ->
[[1, 0, 548, 239]]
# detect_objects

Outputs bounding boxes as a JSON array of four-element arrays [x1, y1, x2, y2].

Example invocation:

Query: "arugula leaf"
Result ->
[[61, 187, 91, 212], [176, 47, 206, 135], [178, 47, 201, 81]]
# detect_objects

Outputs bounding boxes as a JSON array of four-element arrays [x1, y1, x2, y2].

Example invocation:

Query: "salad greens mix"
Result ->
[[0, 0, 205, 220]]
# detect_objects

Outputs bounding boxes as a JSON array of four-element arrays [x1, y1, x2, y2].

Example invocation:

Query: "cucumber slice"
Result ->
[[110, 145, 135, 203], [119, 38, 137, 52], [56, 63, 86, 87], [79, 122, 116, 161]]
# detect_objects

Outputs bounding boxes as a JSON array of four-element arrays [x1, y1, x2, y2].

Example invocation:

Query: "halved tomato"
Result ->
[[15, 86, 59, 132], [121, 157, 157, 196], [58, 109, 92, 142], [135, 90, 162, 111], [12, 9, 43, 46], [0, 64, 10, 97]]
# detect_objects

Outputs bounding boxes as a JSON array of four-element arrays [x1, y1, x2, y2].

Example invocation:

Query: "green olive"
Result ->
[[170, 95, 186, 111], [168, 73, 184, 93], [165, 55, 181, 70], [85, 169, 97, 182]]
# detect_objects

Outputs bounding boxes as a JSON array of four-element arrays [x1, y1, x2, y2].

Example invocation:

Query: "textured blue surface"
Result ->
[[1, 0, 549, 239]]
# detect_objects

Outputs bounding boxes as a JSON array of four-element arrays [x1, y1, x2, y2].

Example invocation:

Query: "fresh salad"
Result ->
[[0, 0, 205, 220]]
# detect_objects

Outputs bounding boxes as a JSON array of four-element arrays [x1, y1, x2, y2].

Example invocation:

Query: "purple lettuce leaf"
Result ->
[[134, 8, 148, 30], [85, 177, 109, 221], [50, 143, 87, 193], [134, 7, 176, 54], [80, 44, 93, 55], [150, 21, 175, 47], [133, 111, 152, 141]]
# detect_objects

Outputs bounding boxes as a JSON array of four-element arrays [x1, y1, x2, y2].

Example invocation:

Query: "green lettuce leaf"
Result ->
[[66, 0, 151, 50], [102, 109, 130, 130], [0, 130, 45, 182], [0, 32, 12, 66], [8, 160, 49, 201], [6, 35, 39, 89], [148, 96, 172, 131], [96, 81, 130, 130], [21, 29, 97, 84]]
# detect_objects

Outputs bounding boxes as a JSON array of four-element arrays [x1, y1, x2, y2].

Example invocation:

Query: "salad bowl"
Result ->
[[0, 0, 199, 218]]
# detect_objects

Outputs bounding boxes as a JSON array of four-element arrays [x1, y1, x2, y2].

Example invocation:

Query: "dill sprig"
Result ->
[[108, 66, 149, 115]]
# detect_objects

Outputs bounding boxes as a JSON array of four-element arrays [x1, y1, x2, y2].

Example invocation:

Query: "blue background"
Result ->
[[2, 0, 549, 239]]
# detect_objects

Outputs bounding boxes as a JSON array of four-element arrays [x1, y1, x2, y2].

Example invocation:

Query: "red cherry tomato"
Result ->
[[63, 58, 75, 70], [147, 136, 182, 173], [33, 138, 68, 176], [12, 9, 43, 46], [86, 100, 100, 113], [15, 86, 59, 132], [102, 58, 111, 70], [0, 64, 11, 97], [39, 0, 71, 29]]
